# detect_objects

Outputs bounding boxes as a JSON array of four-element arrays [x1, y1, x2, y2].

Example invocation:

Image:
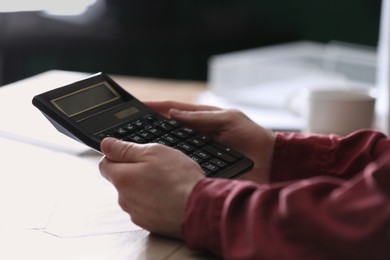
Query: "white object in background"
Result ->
[[196, 91, 303, 131], [304, 88, 376, 135], [208, 41, 376, 102], [207, 41, 376, 129], [0, 0, 98, 15], [205, 42, 373, 131], [208, 42, 332, 104], [376, 0, 390, 135]]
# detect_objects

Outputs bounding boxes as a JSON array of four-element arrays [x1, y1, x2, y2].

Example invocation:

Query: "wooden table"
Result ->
[[113, 74, 207, 103]]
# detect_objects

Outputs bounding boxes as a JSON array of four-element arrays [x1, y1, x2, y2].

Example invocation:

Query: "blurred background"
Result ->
[[0, 0, 382, 85]]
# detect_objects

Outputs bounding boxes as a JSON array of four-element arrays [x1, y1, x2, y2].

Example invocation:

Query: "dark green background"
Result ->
[[0, 0, 382, 85]]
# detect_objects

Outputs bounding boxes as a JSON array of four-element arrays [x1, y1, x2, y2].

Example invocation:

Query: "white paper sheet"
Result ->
[[0, 70, 92, 155], [0, 135, 140, 237]]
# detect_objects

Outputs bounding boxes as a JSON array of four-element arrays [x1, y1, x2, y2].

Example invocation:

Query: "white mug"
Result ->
[[302, 88, 376, 135]]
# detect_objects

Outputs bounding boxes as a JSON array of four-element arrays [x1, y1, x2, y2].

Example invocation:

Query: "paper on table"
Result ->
[[0, 137, 62, 229], [42, 151, 141, 238], [0, 132, 139, 237], [0, 70, 92, 155], [44, 191, 141, 238]]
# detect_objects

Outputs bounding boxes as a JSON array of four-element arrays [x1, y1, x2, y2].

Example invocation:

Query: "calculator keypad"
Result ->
[[100, 114, 246, 178]]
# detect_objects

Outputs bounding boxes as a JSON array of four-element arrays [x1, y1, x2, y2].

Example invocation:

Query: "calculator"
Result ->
[[32, 73, 254, 179]]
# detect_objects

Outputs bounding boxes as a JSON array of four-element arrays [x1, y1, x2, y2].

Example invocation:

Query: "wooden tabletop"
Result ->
[[112, 74, 208, 103]]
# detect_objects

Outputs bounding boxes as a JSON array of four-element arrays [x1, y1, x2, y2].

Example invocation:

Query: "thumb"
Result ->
[[100, 137, 140, 163]]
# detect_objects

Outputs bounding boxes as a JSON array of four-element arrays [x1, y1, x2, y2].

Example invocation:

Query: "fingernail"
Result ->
[[101, 137, 118, 154], [170, 108, 181, 115]]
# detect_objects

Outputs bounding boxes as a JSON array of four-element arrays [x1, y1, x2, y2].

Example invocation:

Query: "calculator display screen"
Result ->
[[51, 82, 120, 117]]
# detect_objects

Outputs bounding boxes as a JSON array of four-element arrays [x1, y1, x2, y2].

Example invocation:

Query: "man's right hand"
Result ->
[[145, 101, 276, 184]]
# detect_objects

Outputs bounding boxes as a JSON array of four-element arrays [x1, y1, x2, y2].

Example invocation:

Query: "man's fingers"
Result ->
[[99, 138, 146, 184], [145, 100, 220, 116], [168, 108, 236, 131]]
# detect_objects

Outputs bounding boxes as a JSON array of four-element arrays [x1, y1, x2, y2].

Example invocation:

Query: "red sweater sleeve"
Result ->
[[181, 130, 390, 259], [271, 130, 388, 181]]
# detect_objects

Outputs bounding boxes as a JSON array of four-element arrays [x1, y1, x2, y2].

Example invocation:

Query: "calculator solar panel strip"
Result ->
[[32, 72, 254, 179]]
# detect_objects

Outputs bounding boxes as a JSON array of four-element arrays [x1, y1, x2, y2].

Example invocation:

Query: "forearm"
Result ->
[[271, 130, 388, 182], [182, 170, 390, 259], [181, 129, 390, 258]]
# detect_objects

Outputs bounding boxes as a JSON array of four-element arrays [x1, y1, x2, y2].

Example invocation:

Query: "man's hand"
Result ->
[[145, 101, 276, 183], [99, 137, 204, 238]]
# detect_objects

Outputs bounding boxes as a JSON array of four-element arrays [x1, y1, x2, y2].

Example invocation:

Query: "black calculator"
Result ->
[[32, 73, 254, 179]]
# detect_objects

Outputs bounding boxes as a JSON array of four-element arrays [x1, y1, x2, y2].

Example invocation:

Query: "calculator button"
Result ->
[[145, 126, 163, 137], [193, 150, 211, 160], [180, 127, 195, 135], [125, 124, 138, 133], [167, 119, 180, 127], [202, 162, 220, 172], [175, 146, 188, 154], [176, 142, 195, 153], [143, 114, 159, 122], [154, 138, 173, 146], [189, 155, 203, 164], [161, 134, 179, 144], [203, 145, 236, 163], [212, 142, 244, 158], [198, 135, 211, 143], [124, 134, 146, 144], [209, 158, 227, 168], [134, 120, 147, 128], [137, 130, 155, 140], [113, 128, 128, 138], [156, 122, 174, 131], [172, 129, 189, 139], [187, 137, 205, 147]]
